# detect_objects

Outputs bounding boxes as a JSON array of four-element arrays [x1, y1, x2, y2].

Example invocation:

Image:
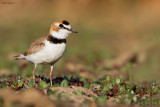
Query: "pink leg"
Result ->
[[33, 64, 37, 85], [49, 66, 53, 86]]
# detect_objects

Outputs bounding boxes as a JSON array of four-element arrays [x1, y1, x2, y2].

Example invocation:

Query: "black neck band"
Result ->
[[47, 36, 66, 44]]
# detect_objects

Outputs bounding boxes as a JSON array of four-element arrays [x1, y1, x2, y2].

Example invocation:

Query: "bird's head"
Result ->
[[49, 20, 77, 39]]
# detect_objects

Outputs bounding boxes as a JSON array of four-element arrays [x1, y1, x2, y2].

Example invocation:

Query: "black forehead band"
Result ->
[[63, 20, 70, 25]]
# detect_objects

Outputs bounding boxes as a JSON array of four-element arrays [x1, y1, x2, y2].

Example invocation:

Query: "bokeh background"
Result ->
[[1, 0, 160, 82]]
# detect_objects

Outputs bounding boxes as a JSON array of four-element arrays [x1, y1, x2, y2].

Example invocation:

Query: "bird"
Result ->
[[15, 20, 77, 86]]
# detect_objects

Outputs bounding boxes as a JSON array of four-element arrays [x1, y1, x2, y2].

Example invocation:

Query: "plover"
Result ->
[[15, 20, 77, 86]]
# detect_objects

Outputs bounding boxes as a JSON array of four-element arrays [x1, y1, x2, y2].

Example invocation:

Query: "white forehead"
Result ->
[[55, 23, 71, 29], [64, 24, 71, 29]]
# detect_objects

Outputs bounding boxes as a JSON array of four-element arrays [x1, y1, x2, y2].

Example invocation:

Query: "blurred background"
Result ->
[[1, 0, 160, 82]]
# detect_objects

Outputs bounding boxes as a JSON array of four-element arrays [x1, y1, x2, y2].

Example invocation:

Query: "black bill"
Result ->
[[69, 29, 78, 33], [63, 27, 78, 33]]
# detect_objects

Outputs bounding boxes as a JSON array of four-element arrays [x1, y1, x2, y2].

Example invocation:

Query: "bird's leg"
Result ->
[[49, 66, 53, 86], [33, 64, 37, 85]]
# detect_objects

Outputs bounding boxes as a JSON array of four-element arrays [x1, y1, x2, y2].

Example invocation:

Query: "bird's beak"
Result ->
[[63, 27, 78, 33], [70, 29, 78, 33]]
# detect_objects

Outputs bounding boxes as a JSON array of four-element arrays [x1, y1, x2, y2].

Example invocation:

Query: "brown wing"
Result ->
[[23, 36, 47, 56]]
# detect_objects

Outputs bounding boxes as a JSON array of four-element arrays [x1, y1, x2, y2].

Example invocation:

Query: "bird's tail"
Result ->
[[14, 54, 25, 60]]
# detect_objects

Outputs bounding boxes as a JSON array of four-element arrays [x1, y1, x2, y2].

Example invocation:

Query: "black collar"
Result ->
[[47, 36, 66, 44]]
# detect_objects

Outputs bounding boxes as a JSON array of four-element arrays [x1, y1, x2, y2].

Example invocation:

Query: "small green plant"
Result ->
[[60, 80, 69, 88], [39, 80, 49, 89], [73, 90, 83, 96], [28, 79, 34, 88]]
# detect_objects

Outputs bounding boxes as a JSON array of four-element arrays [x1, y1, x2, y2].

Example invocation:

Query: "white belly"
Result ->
[[26, 40, 66, 65]]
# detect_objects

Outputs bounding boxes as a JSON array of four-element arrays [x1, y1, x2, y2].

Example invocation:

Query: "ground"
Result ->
[[1, 0, 160, 107]]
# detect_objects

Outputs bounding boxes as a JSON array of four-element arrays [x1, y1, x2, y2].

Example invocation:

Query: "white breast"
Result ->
[[26, 40, 66, 64]]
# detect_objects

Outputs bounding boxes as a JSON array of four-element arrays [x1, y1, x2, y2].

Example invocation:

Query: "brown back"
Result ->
[[24, 36, 47, 56]]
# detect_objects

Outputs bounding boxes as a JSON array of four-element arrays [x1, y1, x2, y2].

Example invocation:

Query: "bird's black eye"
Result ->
[[59, 24, 63, 27]]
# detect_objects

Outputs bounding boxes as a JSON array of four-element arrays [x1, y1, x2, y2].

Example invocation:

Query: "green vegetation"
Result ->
[[0, 74, 160, 106], [1, 0, 160, 106]]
